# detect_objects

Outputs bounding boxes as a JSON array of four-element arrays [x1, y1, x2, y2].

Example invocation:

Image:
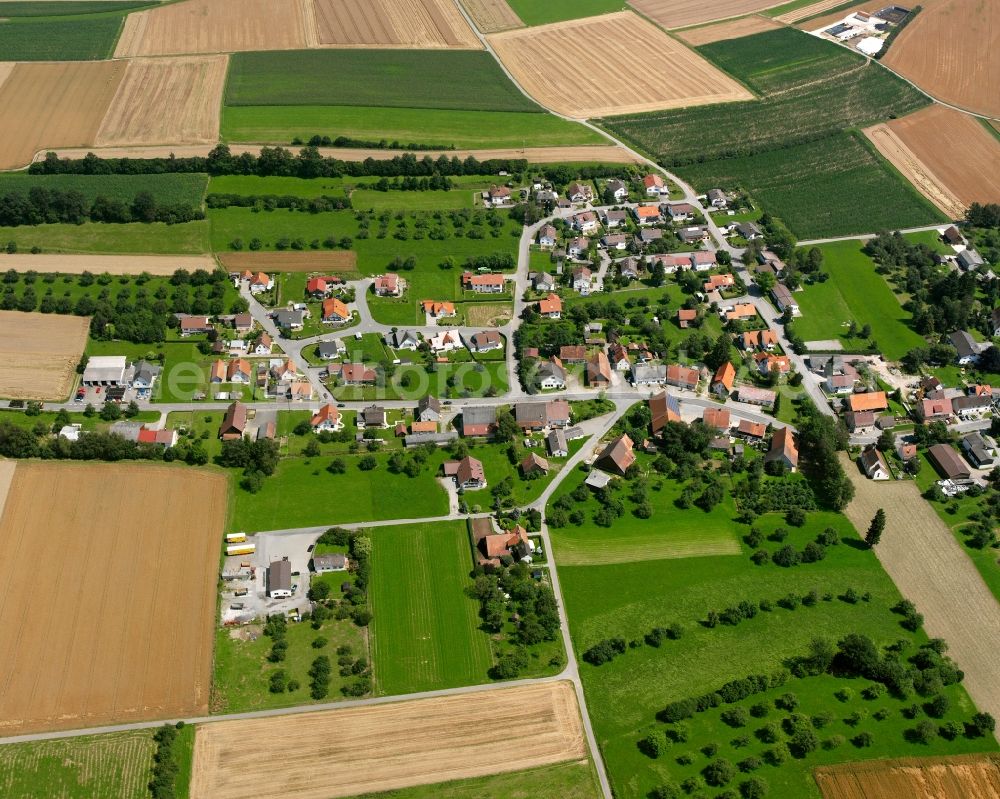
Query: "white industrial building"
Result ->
[[81, 356, 128, 386]]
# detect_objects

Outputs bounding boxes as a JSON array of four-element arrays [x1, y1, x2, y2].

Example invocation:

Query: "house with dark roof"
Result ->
[[521, 452, 549, 476], [443, 455, 487, 489], [961, 433, 996, 468], [950, 330, 987, 366], [461, 405, 497, 437], [515, 400, 571, 431], [416, 395, 442, 424], [927, 443, 972, 480], [547, 428, 569, 457]]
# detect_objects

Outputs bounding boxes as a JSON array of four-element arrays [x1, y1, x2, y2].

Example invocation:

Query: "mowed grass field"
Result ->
[[1, 220, 211, 254], [369, 521, 493, 695], [0, 172, 208, 206], [225, 50, 540, 113], [221, 105, 602, 149], [556, 503, 995, 799], [677, 132, 945, 238], [505, 0, 623, 25], [0, 4, 144, 60], [791, 240, 925, 359]]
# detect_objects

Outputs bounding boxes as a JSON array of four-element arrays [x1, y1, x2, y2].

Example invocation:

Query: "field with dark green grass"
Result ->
[[0, 173, 208, 206], [220, 105, 602, 149], [0, 2, 145, 59], [369, 521, 493, 695], [225, 50, 540, 113], [505, 0, 622, 25], [0, 220, 210, 254], [554, 496, 997, 799], [676, 133, 944, 239], [789, 239, 926, 359]]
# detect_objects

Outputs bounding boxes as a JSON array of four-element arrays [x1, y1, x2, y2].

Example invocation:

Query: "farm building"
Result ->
[[737, 385, 776, 407], [267, 560, 292, 599], [765, 427, 798, 471], [82, 356, 128, 386], [597, 434, 635, 476], [587, 352, 613, 387], [515, 400, 571, 431], [219, 402, 248, 440], [848, 392, 888, 413], [521, 452, 549, 476], [461, 406, 497, 437], [927, 443, 972, 480]]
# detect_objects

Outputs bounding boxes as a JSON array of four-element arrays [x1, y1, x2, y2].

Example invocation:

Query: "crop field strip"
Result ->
[[0, 312, 89, 401], [487, 12, 753, 118], [773, 0, 852, 23], [629, 0, 790, 29], [189, 682, 587, 799], [883, 0, 1000, 118], [0, 7, 134, 61], [503, 0, 623, 26], [0, 253, 215, 274], [0, 462, 227, 735], [675, 15, 783, 46], [216, 251, 357, 272], [0, 173, 208, 207], [313, 0, 480, 48], [96, 55, 228, 146], [458, 0, 523, 33], [815, 754, 1000, 799]]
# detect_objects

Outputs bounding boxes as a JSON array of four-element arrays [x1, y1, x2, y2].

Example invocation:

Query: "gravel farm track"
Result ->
[[487, 11, 753, 118], [676, 14, 782, 45], [840, 454, 1000, 730], [0, 312, 89, 401], [0, 463, 227, 736], [189, 681, 587, 799], [814, 754, 1000, 799]]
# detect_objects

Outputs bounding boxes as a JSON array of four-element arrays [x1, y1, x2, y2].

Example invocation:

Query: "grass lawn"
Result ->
[[789, 240, 925, 359], [556, 501, 996, 799], [904, 229, 952, 254], [344, 761, 601, 799], [211, 615, 366, 714], [227, 452, 448, 532], [1, 220, 211, 254], [505, 0, 622, 25], [220, 105, 604, 149], [0, 172, 208, 205], [369, 521, 493, 695], [225, 50, 540, 113]]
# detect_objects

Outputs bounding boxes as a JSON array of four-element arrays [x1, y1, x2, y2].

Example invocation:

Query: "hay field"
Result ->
[[630, 0, 786, 29], [460, 0, 523, 32], [0, 60, 125, 170], [878, 105, 1000, 208], [0, 253, 216, 275], [0, 462, 227, 736], [555, 533, 741, 566], [189, 682, 586, 799], [840, 453, 1000, 726], [676, 14, 782, 45], [815, 754, 1000, 799], [0, 312, 89, 401], [313, 0, 480, 48], [488, 12, 752, 118], [216, 251, 357, 272], [882, 0, 1000, 117], [96, 55, 228, 146], [864, 123, 966, 219], [114, 0, 313, 57]]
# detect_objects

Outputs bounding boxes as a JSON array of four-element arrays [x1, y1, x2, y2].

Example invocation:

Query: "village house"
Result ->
[[736, 419, 766, 442], [712, 362, 736, 397], [209, 360, 226, 384], [306, 276, 344, 298], [859, 446, 890, 480], [226, 359, 252, 384], [737, 385, 776, 407], [443, 455, 487, 489], [311, 403, 344, 432], [643, 174, 666, 196], [466, 330, 503, 353], [461, 405, 497, 437], [322, 297, 351, 324], [515, 399, 571, 431], [312, 554, 348, 573], [961, 432, 997, 468], [679, 227, 710, 244], [704, 273, 735, 293], [677, 308, 698, 329], [537, 357, 567, 390], [665, 202, 696, 223], [316, 339, 343, 360], [521, 452, 549, 477], [572, 266, 592, 293], [703, 407, 731, 431], [567, 237, 589, 260], [952, 393, 993, 419], [771, 283, 798, 315], [601, 208, 628, 228], [618, 258, 641, 281], [587, 351, 613, 387], [638, 228, 663, 246], [632, 205, 662, 225], [566, 181, 593, 203], [918, 394, 953, 422], [755, 353, 791, 376], [486, 185, 512, 205], [740, 329, 778, 351], [605, 178, 628, 201], [462, 272, 506, 294], [219, 401, 247, 440], [233, 313, 254, 334], [666, 363, 699, 391], [845, 410, 877, 433], [707, 188, 727, 208], [274, 308, 305, 330], [429, 330, 462, 353], [957, 249, 985, 272], [559, 345, 587, 363], [416, 395, 442, 424], [132, 361, 160, 394], [601, 233, 629, 251], [248, 272, 273, 294], [361, 405, 388, 428], [766, 427, 798, 471], [736, 222, 763, 240], [547, 428, 569, 457], [533, 271, 557, 292], [724, 303, 757, 323], [897, 441, 918, 461], [690, 251, 718, 271], [608, 343, 631, 372], [598, 434, 635, 476], [950, 330, 987, 366], [847, 391, 888, 413], [942, 225, 964, 246], [374, 274, 404, 297], [474, 519, 532, 569], [337, 363, 377, 385], [421, 300, 456, 319], [537, 225, 557, 248], [385, 329, 420, 351], [252, 333, 273, 355], [179, 315, 213, 336], [632, 363, 667, 386], [538, 293, 562, 319], [572, 211, 599, 233], [649, 391, 681, 434]]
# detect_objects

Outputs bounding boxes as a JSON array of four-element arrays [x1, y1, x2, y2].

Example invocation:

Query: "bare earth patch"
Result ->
[[0, 462, 227, 735], [313, 0, 481, 48], [459, 0, 523, 33], [0, 253, 216, 276], [217, 251, 358, 272], [488, 12, 753, 118], [882, 0, 1000, 117], [631, 0, 786, 29], [465, 302, 512, 326], [0, 60, 126, 170], [677, 14, 782, 45], [0, 311, 89, 401], [840, 454, 1000, 729], [189, 681, 586, 799], [96, 55, 229, 146], [815, 754, 1000, 799]]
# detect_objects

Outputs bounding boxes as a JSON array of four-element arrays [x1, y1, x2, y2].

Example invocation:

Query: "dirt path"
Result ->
[[840, 454, 1000, 732]]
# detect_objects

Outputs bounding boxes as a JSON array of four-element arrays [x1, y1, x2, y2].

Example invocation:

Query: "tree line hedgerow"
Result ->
[[0, 187, 201, 228]]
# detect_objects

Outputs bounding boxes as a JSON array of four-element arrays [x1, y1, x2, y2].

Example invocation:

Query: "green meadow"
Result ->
[[505, 0, 622, 25]]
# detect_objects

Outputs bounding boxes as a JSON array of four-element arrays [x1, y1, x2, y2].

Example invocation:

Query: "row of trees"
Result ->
[[0, 188, 201, 227]]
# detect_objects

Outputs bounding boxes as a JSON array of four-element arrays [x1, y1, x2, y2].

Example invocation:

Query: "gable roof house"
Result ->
[[598, 434, 636, 476], [316, 339, 343, 360], [601, 208, 628, 228], [274, 308, 305, 330], [547, 428, 569, 457], [461, 405, 497, 437], [572, 210, 599, 233], [337, 363, 377, 385], [859, 445, 890, 480], [537, 224, 558, 248], [537, 357, 567, 390], [226, 358, 252, 384], [950, 330, 987, 365], [321, 297, 351, 324], [961, 432, 996, 468], [421, 300, 456, 318], [737, 385, 777, 407], [952, 392, 993, 418], [559, 345, 587, 363], [475, 522, 533, 568], [566, 181, 593, 202], [765, 427, 798, 471], [848, 391, 888, 413], [703, 407, 731, 431], [373, 274, 404, 296], [608, 343, 631, 372], [538, 293, 562, 318], [462, 272, 506, 294], [631, 363, 667, 386], [429, 330, 462, 353], [587, 351, 613, 387], [521, 452, 549, 476], [219, 402, 247, 440], [632, 204, 662, 225], [740, 329, 778, 351], [942, 225, 964, 246], [643, 173, 665, 195], [712, 362, 736, 397], [443, 455, 487, 489], [179, 315, 213, 336], [416, 395, 442, 423], [957, 249, 985, 272], [311, 404, 344, 431], [605, 178, 628, 201], [665, 363, 699, 391], [707, 188, 727, 207], [361, 405, 388, 429], [385, 329, 420, 351], [724, 303, 757, 323], [918, 395, 953, 422], [515, 399, 571, 431], [845, 409, 877, 433], [648, 391, 682, 434], [736, 419, 767, 441]]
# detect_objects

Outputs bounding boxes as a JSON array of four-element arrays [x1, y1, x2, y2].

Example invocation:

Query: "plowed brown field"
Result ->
[[0, 312, 89, 401], [313, 0, 480, 47], [460, 0, 523, 33], [677, 14, 782, 45], [882, 0, 1000, 117], [96, 55, 228, 146], [217, 251, 357, 272], [866, 105, 1000, 216], [0, 463, 227, 736], [815, 754, 1000, 798], [190, 682, 586, 799], [0, 60, 125, 171], [488, 12, 752, 118], [0, 253, 216, 275], [631, 0, 785, 29], [114, 0, 312, 56]]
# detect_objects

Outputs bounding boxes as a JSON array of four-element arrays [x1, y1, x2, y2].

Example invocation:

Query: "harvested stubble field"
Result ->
[[459, 0, 523, 32], [488, 12, 752, 118], [775, 0, 854, 22], [114, 0, 313, 57], [0, 60, 125, 171], [216, 251, 357, 272], [0, 462, 227, 735], [0, 253, 216, 275], [313, 0, 480, 48], [883, 0, 1000, 117], [676, 14, 782, 45], [0, 311, 88, 400], [189, 682, 587, 799], [96, 55, 228, 146], [815, 754, 1000, 799], [840, 454, 1000, 726], [870, 104, 1000, 210], [630, 0, 788, 29], [794, 0, 870, 28]]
